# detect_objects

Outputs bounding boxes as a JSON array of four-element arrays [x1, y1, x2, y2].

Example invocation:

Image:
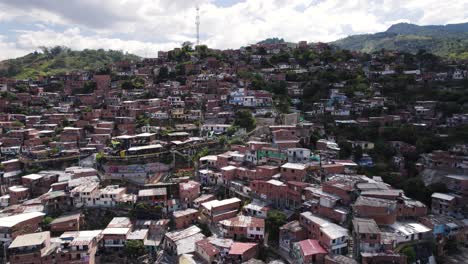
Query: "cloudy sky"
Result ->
[[0, 0, 467, 60]]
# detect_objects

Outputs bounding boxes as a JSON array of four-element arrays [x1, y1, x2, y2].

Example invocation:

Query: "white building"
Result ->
[[287, 148, 311, 163], [390, 222, 432, 244], [96, 185, 126, 207], [70, 182, 100, 208], [201, 124, 231, 134], [243, 200, 270, 219]]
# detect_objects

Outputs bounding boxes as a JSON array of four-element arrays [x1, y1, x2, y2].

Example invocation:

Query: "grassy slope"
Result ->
[[332, 28, 468, 59], [0, 48, 140, 79]]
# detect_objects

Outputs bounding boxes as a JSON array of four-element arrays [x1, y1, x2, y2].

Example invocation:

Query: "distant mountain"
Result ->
[[332, 22, 468, 59], [0, 46, 140, 79], [257, 38, 285, 45]]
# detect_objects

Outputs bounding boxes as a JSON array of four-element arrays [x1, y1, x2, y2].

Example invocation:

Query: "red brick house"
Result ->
[[8, 231, 55, 264], [219, 216, 265, 241], [50, 213, 83, 234], [353, 196, 397, 225], [322, 181, 355, 205], [299, 212, 349, 254], [227, 242, 258, 263], [179, 180, 200, 207], [173, 208, 198, 229], [279, 220, 308, 252], [56, 230, 102, 264], [195, 239, 220, 264], [281, 163, 308, 182], [292, 239, 327, 264], [137, 188, 167, 207], [8, 186, 29, 205], [0, 212, 45, 245], [200, 198, 241, 223], [361, 252, 406, 264], [352, 218, 381, 259]]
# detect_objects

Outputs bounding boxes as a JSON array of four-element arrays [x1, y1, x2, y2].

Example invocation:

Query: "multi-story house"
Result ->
[[199, 198, 241, 223], [352, 218, 382, 259], [8, 231, 55, 264], [95, 185, 127, 207], [0, 212, 45, 250], [299, 212, 349, 255], [281, 163, 308, 182], [352, 196, 397, 225], [173, 208, 198, 229], [137, 188, 167, 207], [291, 239, 327, 264], [219, 216, 265, 241], [279, 220, 308, 252], [179, 180, 200, 208], [70, 182, 100, 208], [56, 230, 102, 264], [431, 192, 459, 216], [286, 148, 312, 163]]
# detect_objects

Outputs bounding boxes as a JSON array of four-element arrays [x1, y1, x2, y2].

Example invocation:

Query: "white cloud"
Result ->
[[0, 0, 466, 59], [7, 28, 178, 58], [0, 35, 29, 60]]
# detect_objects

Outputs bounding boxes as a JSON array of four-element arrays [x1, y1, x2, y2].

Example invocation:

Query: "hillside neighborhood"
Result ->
[[0, 40, 467, 264]]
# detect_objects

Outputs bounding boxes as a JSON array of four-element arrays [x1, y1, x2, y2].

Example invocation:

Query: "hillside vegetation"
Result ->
[[0, 46, 140, 79], [333, 22, 468, 59]]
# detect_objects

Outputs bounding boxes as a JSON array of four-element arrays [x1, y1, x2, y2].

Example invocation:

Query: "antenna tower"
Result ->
[[196, 5, 200, 46]]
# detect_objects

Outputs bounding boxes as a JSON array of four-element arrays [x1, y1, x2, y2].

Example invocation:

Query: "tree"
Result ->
[[402, 246, 416, 263], [267, 80, 287, 95], [197, 222, 212, 237], [234, 110, 256, 132], [339, 141, 352, 159], [227, 125, 238, 136], [353, 146, 363, 162], [136, 114, 149, 128], [195, 45, 209, 58], [61, 119, 71, 127], [121, 77, 144, 90], [44, 81, 64, 93], [181, 41, 193, 53], [250, 74, 266, 90], [15, 83, 28, 93], [265, 210, 287, 245], [157, 66, 169, 81], [129, 203, 163, 219], [218, 135, 228, 149], [125, 240, 146, 258], [192, 147, 210, 165], [43, 216, 54, 225], [257, 47, 267, 55], [444, 237, 459, 254], [95, 152, 105, 163]]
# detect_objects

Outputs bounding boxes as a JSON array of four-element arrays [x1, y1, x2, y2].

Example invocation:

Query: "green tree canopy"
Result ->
[[266, 210, 287, 245], [234, 110, 256, 132], [125, 240, 146, 258]]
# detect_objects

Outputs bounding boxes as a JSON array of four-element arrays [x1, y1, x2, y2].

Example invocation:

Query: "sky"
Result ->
[[0, 0, 467, 60]]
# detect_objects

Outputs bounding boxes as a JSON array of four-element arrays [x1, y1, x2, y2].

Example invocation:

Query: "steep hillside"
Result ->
[[332, 22, 468, 59], [0, 46, 140, 79]]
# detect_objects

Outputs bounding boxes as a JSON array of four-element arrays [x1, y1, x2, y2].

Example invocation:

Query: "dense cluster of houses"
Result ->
[[0, 39, 467, 264]]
